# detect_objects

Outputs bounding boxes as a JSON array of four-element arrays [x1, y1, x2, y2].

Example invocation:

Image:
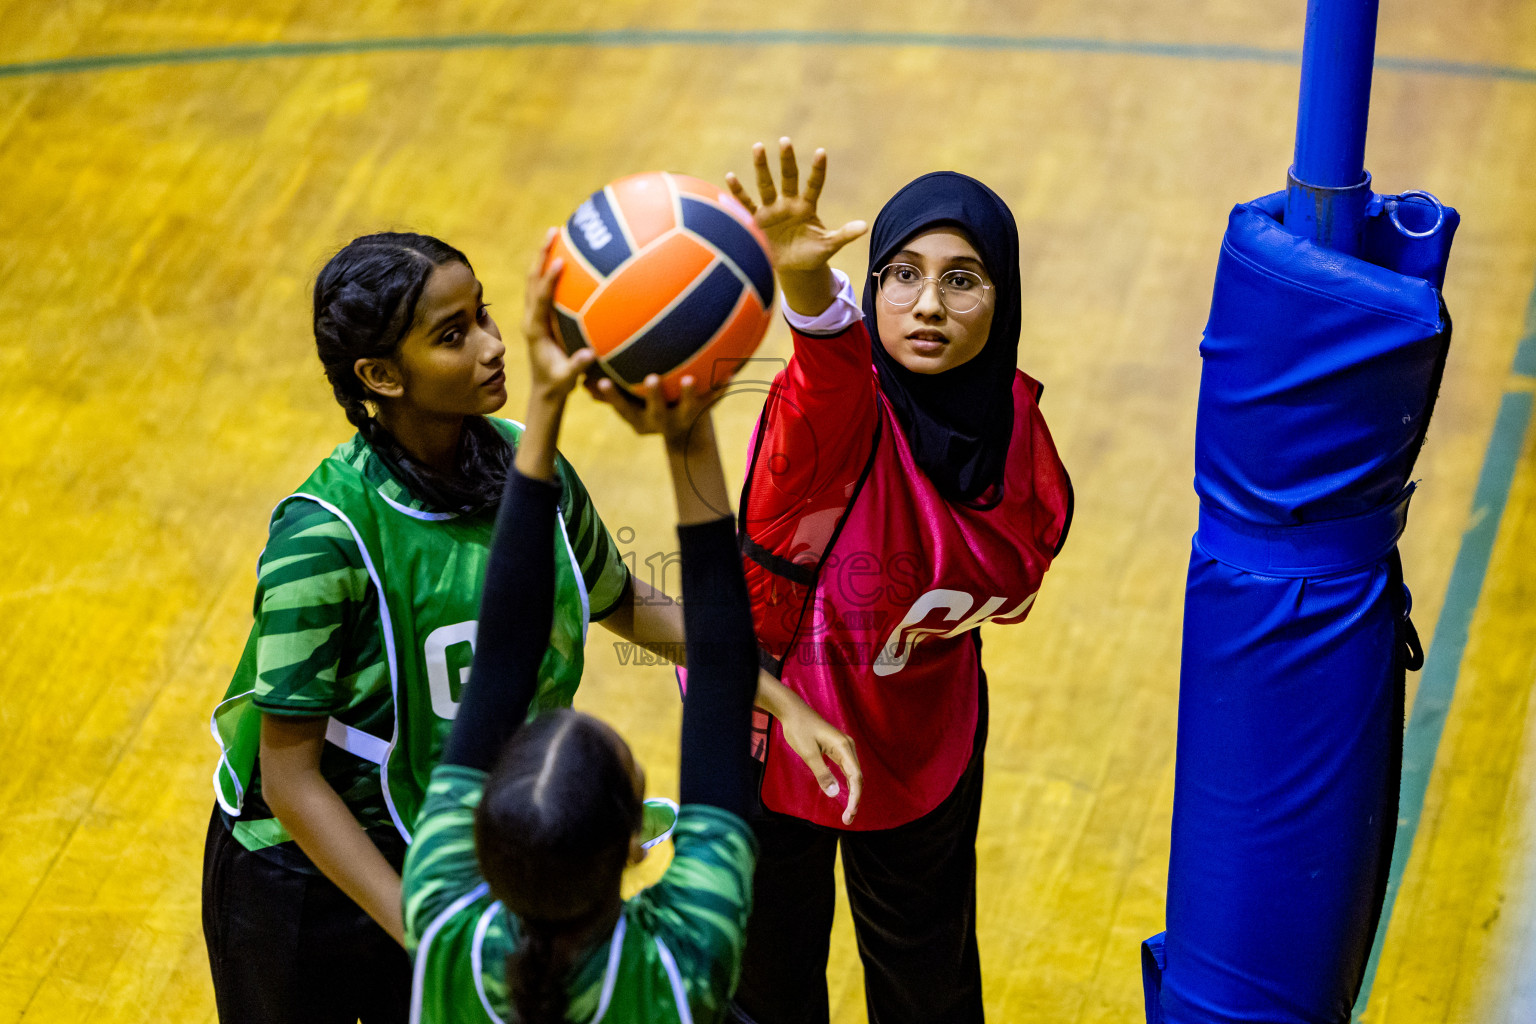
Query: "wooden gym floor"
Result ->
[[1, 2, 1534, 1021]]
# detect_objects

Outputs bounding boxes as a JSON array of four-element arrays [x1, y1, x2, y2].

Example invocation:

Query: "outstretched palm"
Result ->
[[726, 139, 867, 274]]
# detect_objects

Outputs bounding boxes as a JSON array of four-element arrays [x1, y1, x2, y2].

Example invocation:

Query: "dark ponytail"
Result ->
[[475, 710, 644, 1024], [508, 924, 581, 1024], [312, 232, 512, 513]]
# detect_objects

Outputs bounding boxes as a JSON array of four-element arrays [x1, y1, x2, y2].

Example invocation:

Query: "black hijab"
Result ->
[[862, 172, 1021, 504]]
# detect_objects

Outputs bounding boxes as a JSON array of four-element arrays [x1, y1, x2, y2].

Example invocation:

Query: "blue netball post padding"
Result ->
[[1144, 188, 1456, 1024]]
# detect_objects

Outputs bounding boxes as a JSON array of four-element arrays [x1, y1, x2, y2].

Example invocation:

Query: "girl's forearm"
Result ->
[[263, 753, 405, 944], [778, 266, 838, 318], [601, 578, 688, 666], [513, 389, 568, 482], [280, 781, 404, 943], [666, 412, 730, 526], [754, 670, 804, 719]]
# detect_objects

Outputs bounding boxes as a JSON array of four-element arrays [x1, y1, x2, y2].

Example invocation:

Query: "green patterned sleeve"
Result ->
[[250, 499, 376, 716], [402, 764, 492, 951], [636, 804, 758, 1020], [554, 450, 632, 621]]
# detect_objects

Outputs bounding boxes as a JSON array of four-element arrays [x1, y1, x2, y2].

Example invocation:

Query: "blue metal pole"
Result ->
[[1285, 0, 1380, 253]]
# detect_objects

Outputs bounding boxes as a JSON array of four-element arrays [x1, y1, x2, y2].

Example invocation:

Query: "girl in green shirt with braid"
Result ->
[[203, 232, 685, 1024]]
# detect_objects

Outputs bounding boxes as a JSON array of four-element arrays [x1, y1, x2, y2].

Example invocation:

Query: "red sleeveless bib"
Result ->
[[743, 370, 1071, 829]]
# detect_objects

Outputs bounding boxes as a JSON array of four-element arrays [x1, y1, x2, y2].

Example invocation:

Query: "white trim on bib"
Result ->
[[378, 489, 459, 521], [589, 914, 629, 1024], [325, 717, 389, 765], [555, 511, 591, 641], [654, 936, 695, 1024], [287, 493, 411, 842], [209, 689, 252, 816], [470, 902, 507, 1024], [410, 882, 490, 1024]]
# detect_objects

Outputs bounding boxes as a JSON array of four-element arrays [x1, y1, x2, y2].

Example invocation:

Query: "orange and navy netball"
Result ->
[[546, 171, 776, 400]]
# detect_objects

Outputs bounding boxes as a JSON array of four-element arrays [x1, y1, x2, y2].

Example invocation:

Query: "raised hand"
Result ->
[[726, 139, 867, 274], [726, 139, 867, 317], [513, 229, 597, 482], [522, 228, 597, 399]]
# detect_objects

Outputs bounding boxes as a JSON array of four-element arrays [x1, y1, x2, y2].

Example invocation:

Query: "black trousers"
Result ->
[[201, 806, 412, 1024], [731, 686, 989, 1024]]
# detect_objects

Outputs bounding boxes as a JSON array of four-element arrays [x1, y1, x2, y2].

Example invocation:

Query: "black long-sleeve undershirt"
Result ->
[[440, 465, 756, 819], [675, 516, 756, 816], [441, 467, 560, 770]]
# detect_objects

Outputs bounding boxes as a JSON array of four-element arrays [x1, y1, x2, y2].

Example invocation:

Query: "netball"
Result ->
[[546, 171, 776, 399]]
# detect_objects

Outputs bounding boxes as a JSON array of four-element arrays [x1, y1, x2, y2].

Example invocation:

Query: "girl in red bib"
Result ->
[[723, 141, 1073, 1023]]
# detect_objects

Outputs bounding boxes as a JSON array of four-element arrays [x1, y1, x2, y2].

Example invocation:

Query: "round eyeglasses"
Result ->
[[873, 263, 992, 314]]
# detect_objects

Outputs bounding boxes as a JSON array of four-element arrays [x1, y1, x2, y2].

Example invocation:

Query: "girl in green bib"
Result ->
[[202, 233, 682, 1024], [402, 234, 758, 1024]]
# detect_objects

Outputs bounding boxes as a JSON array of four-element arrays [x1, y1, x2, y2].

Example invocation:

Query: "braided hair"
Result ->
[[475, 710, 644, 1024], [312, 232, 512, 513]]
